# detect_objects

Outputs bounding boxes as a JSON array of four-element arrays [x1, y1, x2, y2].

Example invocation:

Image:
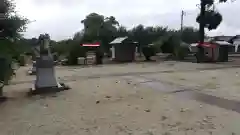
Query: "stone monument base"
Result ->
[[29, 82, 70, 95]]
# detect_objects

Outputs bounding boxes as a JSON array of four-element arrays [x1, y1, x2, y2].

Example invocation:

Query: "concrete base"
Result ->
[[29, 82, 70, 95]]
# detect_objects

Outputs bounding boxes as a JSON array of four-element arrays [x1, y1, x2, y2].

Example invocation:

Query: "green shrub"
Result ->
[[152, 40, 163, 53], [160, 34, 189, 60], [161, 34, 180, 53], [173, 44, 189, 60], [142, 46, 156, 61], [67, 44, 86, 65]]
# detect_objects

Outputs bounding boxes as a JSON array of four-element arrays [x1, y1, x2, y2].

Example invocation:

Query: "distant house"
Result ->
[[212, 36, 234, 42], [228, 35, 240, 52], [189, 36, 234, 62], [189, 36, 235, 53], [110, 37, 138, 62]]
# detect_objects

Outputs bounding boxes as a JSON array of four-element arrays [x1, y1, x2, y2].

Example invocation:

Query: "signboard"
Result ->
[[82, 43, 100, 47]]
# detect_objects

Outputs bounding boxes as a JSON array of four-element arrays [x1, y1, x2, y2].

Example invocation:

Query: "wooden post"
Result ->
[[181, 10, 184, 32]]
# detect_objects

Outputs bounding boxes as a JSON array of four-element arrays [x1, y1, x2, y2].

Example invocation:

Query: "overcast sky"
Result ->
[[15, 0, 240, 41]]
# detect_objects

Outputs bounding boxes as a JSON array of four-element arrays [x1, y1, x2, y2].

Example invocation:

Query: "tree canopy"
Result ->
[[0, 0, 28, 40], [0, 0, 28, 57], [196, 0, 230, 31], [81, 13, 120, 50]]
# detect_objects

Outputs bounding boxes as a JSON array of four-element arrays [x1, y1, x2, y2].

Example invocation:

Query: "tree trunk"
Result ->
[[199, 1, 205, 44], [197, 0, 206, 63]]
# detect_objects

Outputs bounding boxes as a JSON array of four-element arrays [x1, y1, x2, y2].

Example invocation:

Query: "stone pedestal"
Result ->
[[29, 34, 70, 95], [30, 56, 69, 95]]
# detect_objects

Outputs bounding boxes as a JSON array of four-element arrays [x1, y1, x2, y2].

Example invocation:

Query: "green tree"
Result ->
[[0, 0, 28, 40], [0, 0, 28, 99], [81, 13, 105, 40], [197, 0, 230, 43], [180, 27, 199, 44], [73, 30, 84, 41], [129, 24, 146, 54], [116, 26, 128, 37], [81, 13, 119, 52], [195, 0, 232, 62], [53, 39, 73, 56]]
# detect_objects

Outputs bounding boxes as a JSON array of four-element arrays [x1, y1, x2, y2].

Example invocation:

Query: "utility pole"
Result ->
[[180, 10, 185, 32]]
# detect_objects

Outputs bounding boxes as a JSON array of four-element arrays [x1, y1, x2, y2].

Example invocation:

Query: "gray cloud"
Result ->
[[15, 0, 240, 40]]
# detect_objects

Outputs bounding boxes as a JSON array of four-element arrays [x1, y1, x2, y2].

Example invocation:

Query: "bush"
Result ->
[[160, 34, 189, 60], [173, 43, 189, 60], [142, 46, 156, 61], [67, 44, 86, 65], [161, 34, 181, 53], [152, 40, 164, 53]]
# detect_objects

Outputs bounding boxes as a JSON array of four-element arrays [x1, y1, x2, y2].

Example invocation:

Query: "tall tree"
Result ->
[[197, 0, 229, 44], [0, 0, 28, 56], [0, 0, 28, 40], [130, 25, 145, 44], [116, 26, 128, 37], [81, 13, 105, 40], [0, 0, 28, 99], [180, 27, 199, 43], [73, 30, 84, 41], [195, 0, 230, 62], [81, 13, 119, 51]]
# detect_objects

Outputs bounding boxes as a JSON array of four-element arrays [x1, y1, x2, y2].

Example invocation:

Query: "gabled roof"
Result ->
[[110, 37, 128, 44]]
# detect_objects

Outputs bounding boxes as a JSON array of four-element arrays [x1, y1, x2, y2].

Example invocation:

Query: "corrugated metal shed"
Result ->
[[110, 37, 128, 44]]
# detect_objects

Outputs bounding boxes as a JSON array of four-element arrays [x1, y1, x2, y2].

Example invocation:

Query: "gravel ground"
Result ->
[[1, 62, 240, 135], [142, 68, 240, 101]]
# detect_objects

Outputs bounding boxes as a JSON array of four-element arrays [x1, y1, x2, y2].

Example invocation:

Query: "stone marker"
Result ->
[[30, 34, 70, 95]]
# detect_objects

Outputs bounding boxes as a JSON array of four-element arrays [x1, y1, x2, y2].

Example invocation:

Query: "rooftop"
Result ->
[[110, 37, 128, 44]]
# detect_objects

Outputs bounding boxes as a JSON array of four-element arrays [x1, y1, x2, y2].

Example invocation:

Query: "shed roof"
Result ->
[[110, 37, 128, 44]]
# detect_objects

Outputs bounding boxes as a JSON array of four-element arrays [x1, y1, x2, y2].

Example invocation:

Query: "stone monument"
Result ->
[[30, 34, 69, 95]]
